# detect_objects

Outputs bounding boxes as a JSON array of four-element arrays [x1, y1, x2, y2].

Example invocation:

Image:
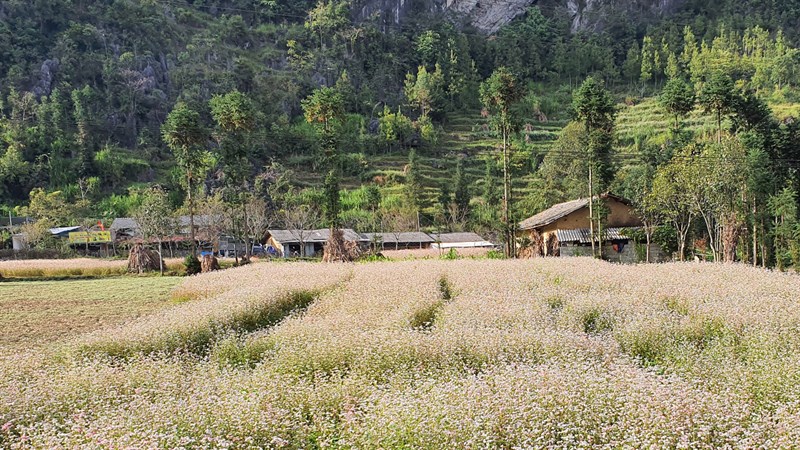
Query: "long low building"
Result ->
[[266, 229, 369, 257], [266, 230, 495, 257], [430, 232, 496, 249], [363, 232, 435, 251]]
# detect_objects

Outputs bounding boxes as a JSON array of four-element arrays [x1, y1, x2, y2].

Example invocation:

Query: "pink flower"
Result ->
[[1, 422, 11, 432]]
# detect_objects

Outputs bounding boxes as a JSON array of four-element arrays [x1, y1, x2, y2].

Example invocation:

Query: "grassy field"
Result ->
[[0, 277, 181, 353], [3, 259, 800, 447]]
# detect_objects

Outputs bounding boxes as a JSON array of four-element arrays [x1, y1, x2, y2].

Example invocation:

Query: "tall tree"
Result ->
[[210, 90, 259, 259], [453, 158, 470, 223], [404, 148, 423, 213], [404, 65, 445, 118], [162, 102, 208, 256], [699, 71, 736, 143], [573, 76, 616, 257], [649, 148, 698, 261], [659, 78, 696, 131], [480, 67, 524, 258], [302, 87, 344, 230], [134, 187, 175, 275]]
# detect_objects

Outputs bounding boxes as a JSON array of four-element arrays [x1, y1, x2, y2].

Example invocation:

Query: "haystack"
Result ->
[[322, 229, 362, 263], [201, 254, 220, 273], [518, 230, 545, 259], [128, 244, 164, 273]]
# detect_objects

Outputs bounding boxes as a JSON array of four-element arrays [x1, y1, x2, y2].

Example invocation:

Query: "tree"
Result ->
[[659, 78, 696, 131], [453, 158, 470, 223], [404, 65, 444, 118], [573, 76, 616, 258], [768, 185, 800, 270], [640, 36, 655, 84], [210, 90, 259, 258], [162, 102, 208, 256], [404, 149, 423, 212], [649, 149, 697, 261], [302, 87, 345, 231], [698, 71, 736, 143], [381, 207, 418, 250], [378, 106, 413, 151], [23, 188, 72, 226], [480, 67, 524, 257], [134, 187, 175, 275], [282, 203, 320, 257], [242, 195, 273, 256], [622, 42, 641, 85]]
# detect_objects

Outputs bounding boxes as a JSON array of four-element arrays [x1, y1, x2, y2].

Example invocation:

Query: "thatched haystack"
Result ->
[[518, 230, 545, 259], [201, 254, 220, 273], [323, 229, 362, 263], [128, 244, 164, 273]]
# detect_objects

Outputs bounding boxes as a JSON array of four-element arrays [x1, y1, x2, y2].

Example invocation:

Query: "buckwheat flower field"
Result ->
[[3, 259, 800, 448]]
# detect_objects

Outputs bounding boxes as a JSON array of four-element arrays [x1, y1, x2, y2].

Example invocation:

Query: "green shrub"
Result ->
[[441, 248, 459, 260], [183, 254, 201, 276]]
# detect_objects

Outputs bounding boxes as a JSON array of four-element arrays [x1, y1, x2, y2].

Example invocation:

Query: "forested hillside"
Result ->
[[3, 0, 800, 265]]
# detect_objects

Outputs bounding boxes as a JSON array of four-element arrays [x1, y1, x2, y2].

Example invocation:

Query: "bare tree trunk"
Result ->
[[589, 166, 595, 258], [722, 215, 741, 263], [761, 221, 767, 269], [243, 201, 251, 261], [188, 176, 197, 256], [699, 211, 717, 262], [645, 223, 652, 263], [753, 212, 758, 267], [503, 130, 511, 258], [158, 239, 164, 276]]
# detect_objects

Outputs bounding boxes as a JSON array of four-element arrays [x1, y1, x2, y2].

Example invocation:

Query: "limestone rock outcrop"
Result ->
[[356, 0, 683, 34]]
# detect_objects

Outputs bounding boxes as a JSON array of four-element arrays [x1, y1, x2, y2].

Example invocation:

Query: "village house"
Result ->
[[110, 216, 224, 255], [265, 229, 369, 258], [518, 193, 664, 262]]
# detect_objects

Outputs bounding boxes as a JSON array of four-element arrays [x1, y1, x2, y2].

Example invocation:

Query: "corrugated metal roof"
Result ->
[[432, 232, 490, 244], [267, 229, 368, 244], [363, 232, 435, 244], [556, 227, 635, 244], [49, 226, 81, 235]]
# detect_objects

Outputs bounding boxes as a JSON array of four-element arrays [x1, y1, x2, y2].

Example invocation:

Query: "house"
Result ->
[[517, 193, 662, 262], [362, 232, 435, 251], [266, 229, 369, 258], [430, 232, 495, 249]]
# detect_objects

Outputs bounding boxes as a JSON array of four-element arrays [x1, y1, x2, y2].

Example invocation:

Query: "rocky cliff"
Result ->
[[357, 0, 683, 34]]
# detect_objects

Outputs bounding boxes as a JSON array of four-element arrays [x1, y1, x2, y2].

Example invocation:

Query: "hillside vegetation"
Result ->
[[2, 1, 800, 265], [4, 259, 800, 446]]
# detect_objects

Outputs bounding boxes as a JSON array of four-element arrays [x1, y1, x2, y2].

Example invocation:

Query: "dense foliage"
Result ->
[[3, 0, 800, 265]]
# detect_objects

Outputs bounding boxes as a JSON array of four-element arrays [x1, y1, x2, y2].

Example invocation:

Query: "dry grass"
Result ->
[[380, 247, 493, 259], [3, 259, 800, 447], [0, 277, 181, 353], [0, 258, 185, 279]]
